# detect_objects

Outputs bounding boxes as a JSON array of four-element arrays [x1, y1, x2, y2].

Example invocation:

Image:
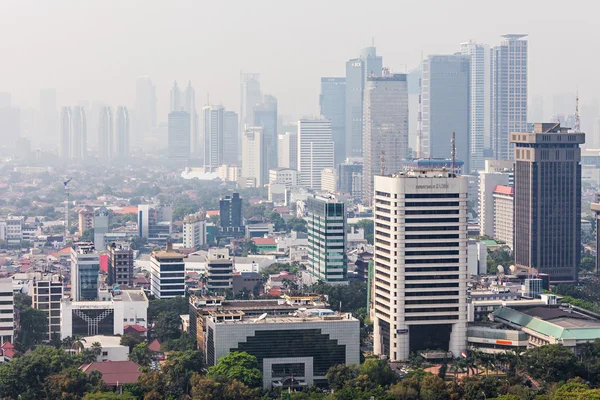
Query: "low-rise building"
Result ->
[[83, 335, 129, 362], [206, 248, 233, 293]]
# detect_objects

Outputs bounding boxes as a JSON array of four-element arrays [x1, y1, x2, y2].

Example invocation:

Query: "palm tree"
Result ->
[[71, 334, 86, 354], [61, 336, 74, 351], [91, 342, 102, 357]]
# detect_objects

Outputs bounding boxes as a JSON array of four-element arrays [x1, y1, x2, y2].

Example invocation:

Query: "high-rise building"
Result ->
[[306, 195, 347, 284], [206, 248, 234, 292], [137, 204, 172, 244], [168, 111, 191, 164], [40, 88, 58, 145], [70, 106, 87, 160], [183, 81, 198, 155], [70, 242, 100, 301], [98, 106, 113, 160], [492, 34, 528, 161], [511, 122, 585, 282], [493, 185, 514, 249], [183, 212, 206, 249], [372, 169, 468, 361], [240, 73, 262, 157], [421, 54, 470, 171], [170, 81, 181, 112], [254, 95, 278, 171], [223, 111, 239, 165], [461, 41, 492, 172], [93, 207, 109, 251], [297, 119, 334, 190], [114, 106, 130, 158], [30, 273, 63, 341], [321, 168, 337, 192], [345, 47, 383, 158], [337, 161, 363, 201], [203, 105, 225, 168], [134, 76, 157, 144], [0, 105, 20, 145], [320, 77, 346, 165], [59, 106, 71, 159], [219, 193, 244, 236], [150, 243, 186, 299], [479, 172, 510, 238], [0, 279, 14, 344], [362, 73, 409, 206], [107, 242, 134, 287], [242, 126, 267, 187], [277, 131, 298, 170]]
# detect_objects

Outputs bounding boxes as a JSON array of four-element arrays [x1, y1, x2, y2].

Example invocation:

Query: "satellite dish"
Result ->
[[509, 265, 516, 274], [497, 265, 504, 274], [253, 313, 268, 323]]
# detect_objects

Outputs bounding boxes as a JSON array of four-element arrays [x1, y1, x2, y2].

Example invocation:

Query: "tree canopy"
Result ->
[[207, 351, 262, 389]]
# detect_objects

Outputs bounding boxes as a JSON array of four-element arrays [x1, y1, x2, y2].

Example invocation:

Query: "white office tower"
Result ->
[[114, 106, 130, 158], [373, 169, 468, 361], [0, 279, 14, 344], [98, 106, 113, 160], [362, 72, 409, 206], [461, 41, 491, 172], [70, 242, 100, 301], [278, 131, 298, 169], [298, 119, 334, 190], [479, 172, 510, 237], [242, 127, 267, 188], [31, 273, 63, 341], [170, 81, 181, 112], [183, 82, 198, 154], [203, 105, 225, 168], [70, 106, 87, 160], [183, 212, 206, 249], [59, 106, 71, 159], [492, 34, 528, 160]]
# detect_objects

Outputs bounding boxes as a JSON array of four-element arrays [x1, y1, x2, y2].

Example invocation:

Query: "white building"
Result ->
[[203, 105, 225, 168], [30, 273, 63, 341], [297, 119, 334, 190], [242, 126, 267, 188], [71, 242, 100, 301], [320, 168, 337, 193], [493, 185, 514, 249], [0, 279, 14, 344], [183, 212, 206, 249], [460, 41, 491, 172], [373, 169, 468, 361], [479, 172, 510, 237], [60, 289, 148, 339], [114, 106, 130, 158], [277, 131, 297, 170], [269, 168, 298, 187], [5, 216, 24, 246], [83, 335, 129, 362], [150, 244, 186, 299]]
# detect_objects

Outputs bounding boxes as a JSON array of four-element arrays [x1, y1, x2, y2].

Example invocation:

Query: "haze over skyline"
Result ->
[[0, 0, 596, 121]]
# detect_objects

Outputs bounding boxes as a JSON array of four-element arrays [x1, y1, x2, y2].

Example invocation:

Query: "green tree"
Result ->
[[285, 217, 308, 233], [190, 374, 256, 400], [44, 367, 102, 400], [148, 296, 189, 322], [14, 293, 32, 310], [161, 332, 197, 352], [160, 350, 204, 397], [420, 374, 448, 400], [120, 333, 143, 352], [579, 255, 595, 272], [84, 392, 137, 399], [81, 228, 95, 242], [207, 351, 262, 388], [129, 342, 152, 367], [356, 358, 396, 387], [326, 364, 358, 390], [17, 307, 49, 349], [154, 311, 181, 342], [522, 344, 578, 383], [486, 247, 514, 274], [351, 219, 374, 244]]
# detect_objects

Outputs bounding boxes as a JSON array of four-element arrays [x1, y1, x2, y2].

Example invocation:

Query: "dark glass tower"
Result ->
[[511, 123, 585, 282], [219, 193, 243, 236]]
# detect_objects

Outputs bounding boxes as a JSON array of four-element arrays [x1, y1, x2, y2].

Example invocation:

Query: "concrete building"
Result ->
[[93, 207, 109, 251], [511, 123, 585, 282], [30, 273, 63, 341], [114, 106, 130, 158], [82, 335, 129, 362], [70, 106, 87, 161], [70, 242, 100, 301], [5, 216, 24, 246], [60, 289, 148, 338], [372, 169, 468, 361], [203, 105, 224, 168], [168, 111, 191, 165], [320, 168, 337, 193], [242, 126, 267, 188], [205, 311, 359, 389], [277, 131, 298, 170], [479, 172, 510, 237], [298, 119, 334, 190], [269, 168, 298, 188], [183, 212, 206, 249], [98, 106, 113, 160], [306, 195, 347, 284], [362, 73, 409, 206], [107, 242, 134, 287], [223, 111, 239, 164], [492, 34, 528, 161], [337, 161, 362, 199], [137, 204, 172, 244], [421, 54, 470, 171], [78, 207, 94, 236], [150, 244, 186, 299], [460, 41, 491, 172], [320, 77, 346, 165], [206, 248, 234, 292], [0, 279, 14, 344], [493, 185, 514, 249], [254, 95, 278, 172], [219, 193, 244, 237], [240, 73, 262, 153]]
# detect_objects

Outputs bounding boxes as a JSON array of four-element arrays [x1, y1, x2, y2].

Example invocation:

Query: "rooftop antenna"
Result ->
[[573, 89, 581, 133], [451, 132, 456, 177]]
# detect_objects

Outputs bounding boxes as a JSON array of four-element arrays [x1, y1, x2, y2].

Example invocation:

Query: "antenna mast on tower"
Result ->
[[380, 150, 385, 176], [573, 90, 581, 133], [451, 132, 456, 176]]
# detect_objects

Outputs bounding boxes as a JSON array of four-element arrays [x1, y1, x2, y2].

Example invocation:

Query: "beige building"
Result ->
[[493, 185, 514, 249]]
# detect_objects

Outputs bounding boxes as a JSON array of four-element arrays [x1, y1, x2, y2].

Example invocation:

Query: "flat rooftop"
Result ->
[[212, 313, 357, 325]]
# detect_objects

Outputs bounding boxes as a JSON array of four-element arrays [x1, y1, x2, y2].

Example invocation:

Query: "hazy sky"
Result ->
[[0, 0, 597, 121]]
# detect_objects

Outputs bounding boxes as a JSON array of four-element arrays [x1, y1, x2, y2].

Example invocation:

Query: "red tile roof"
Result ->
[[148, 339, 162, 352], [252, 237, 276, 245], [493, 185, 514, 196], [80, 361, 141, 385], [206, 210, 219, 217], [124, 324, 148, 333], [113, 206, 139, 215]]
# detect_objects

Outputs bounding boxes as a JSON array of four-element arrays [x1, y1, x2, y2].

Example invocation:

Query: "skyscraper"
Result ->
[[240, 73, 262, 159], [203, 105, 225, 168], [306, 195, 348, 284], [345, 47, 382, 158], [170, 81, 181, 112], [219, 193, 244, 236], [59, 106, 71, 159], [134, 76, 157, 144], [223, 111, 239, 165], [511, 122, 585, 282], [168, 111, 191, 165], [492, 34, 528, 161], [71, 242, 100, 301], [114, 106, 130, 158], [254, 95, 278, 171], [320, 77, 346, 165], [421, 54, 470, 171], [277, 131, 297, 170], [372, 169, 468, 361], [297, 119, 334, 190], [98, 106, 113, 160], [39, 88, 58, 144], [70, 106, 87, 160], [461, 41, 491, 172], [183, 82, 198, 155], [242, 126, 267, 187], [362, 73, 409, 206]]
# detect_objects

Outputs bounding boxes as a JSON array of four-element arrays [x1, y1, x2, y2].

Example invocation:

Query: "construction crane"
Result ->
[[63, 177, 72, 244]]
